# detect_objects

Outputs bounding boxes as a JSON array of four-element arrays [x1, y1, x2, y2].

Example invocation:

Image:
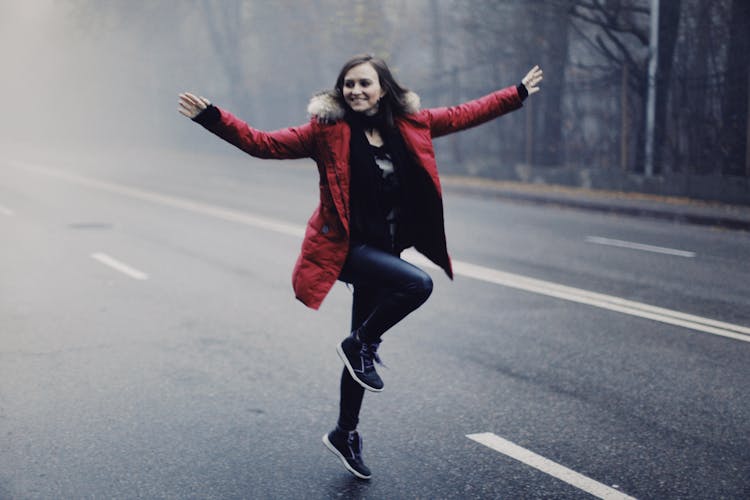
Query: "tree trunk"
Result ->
[[722, 0, 750, 176], [652, 0, 682, 174], [621, 63, 629, 171], [533, 4, 569, 166]]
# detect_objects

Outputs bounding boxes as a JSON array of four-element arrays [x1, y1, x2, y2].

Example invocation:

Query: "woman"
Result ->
[[179, 54, 543, 480]]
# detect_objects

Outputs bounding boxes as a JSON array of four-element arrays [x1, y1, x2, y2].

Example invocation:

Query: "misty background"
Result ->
[[2, 0, 748, 204]]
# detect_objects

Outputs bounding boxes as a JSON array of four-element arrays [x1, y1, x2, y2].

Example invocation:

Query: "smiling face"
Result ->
[[342, 63, 386, 115]]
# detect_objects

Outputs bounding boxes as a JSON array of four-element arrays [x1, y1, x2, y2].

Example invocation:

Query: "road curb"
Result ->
[[442, 177, 750, 232]]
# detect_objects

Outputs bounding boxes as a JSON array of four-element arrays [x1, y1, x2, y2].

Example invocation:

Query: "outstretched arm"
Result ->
[[178, 92, 315, 160], [427, 65, 543, 138]]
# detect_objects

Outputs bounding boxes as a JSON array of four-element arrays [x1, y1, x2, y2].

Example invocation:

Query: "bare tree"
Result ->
[[720, 0, 750, 176], [569, 0, 685, 173], [534, 1, 572, 166]]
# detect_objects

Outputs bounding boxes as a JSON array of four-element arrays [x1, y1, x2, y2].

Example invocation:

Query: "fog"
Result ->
[[1, 1, 210, 152], [1, 0, 747, 203], [0, 1, 436, 155]]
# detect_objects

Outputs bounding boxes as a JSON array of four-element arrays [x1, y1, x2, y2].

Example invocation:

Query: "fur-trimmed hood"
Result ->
[[306, 90, 421, 123]]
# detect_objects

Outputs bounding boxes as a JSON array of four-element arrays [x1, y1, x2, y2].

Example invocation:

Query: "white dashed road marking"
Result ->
[[466, 433, 636, 500], [91, 253, 149, 280], [586, 235, 696, 258]]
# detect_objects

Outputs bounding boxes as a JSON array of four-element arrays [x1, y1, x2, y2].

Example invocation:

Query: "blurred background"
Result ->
[[1, 0, 748, 203]]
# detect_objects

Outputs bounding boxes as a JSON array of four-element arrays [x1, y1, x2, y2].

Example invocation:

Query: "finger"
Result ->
[[524, 67, 540, 84], [178, 101, 200, 118], [185, 94, 208, 110], [178, 101, 195, 114], [178, 98, 193, 111], [178, 94, 196, 109], [182, 92, 204, 107], [178, 97, 196, 109], [186, 95, 203, 108]]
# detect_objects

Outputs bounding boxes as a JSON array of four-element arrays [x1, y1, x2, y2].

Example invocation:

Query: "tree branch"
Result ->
[[595, 34, 625, 66], [570, 2, 649, 45], [574, 0, 649, 15], [600, 23, 639, 69], [570, 18, 615, 63]]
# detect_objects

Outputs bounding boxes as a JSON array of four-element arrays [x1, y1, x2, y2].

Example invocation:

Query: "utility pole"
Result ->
[[746, 64, 750, 177], [644, 0, 659, 176], [621, 64, 629, 171]]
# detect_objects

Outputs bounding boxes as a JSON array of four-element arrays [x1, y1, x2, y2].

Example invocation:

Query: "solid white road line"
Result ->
[[0, 204, 14, 216], [466, 433, 636, 500], [586, 236, 696, 258], [15, 161, 750, 343], [11, 162, 305, 238], [91, 253, 149, 280], [402, 250, 750, 343]]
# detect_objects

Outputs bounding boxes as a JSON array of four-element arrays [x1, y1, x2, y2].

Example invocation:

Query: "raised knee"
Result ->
[[416, 273, 433, 302]]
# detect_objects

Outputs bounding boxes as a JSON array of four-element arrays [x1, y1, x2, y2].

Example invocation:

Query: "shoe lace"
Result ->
[[360, 340, 384, 367]]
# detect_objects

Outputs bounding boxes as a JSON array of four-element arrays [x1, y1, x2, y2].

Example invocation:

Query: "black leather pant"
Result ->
[[336, 243, 433, 431]]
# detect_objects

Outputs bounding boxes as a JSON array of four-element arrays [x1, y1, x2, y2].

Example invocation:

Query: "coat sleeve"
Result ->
[[424, 85, 523, 138], [194, 105, 315, 159]]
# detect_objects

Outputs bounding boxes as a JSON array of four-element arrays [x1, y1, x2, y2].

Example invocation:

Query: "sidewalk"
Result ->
[[442, 176, 750, 231]]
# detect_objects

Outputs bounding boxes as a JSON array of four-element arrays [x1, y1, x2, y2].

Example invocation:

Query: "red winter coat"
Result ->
[[196, 86, 523, 309]]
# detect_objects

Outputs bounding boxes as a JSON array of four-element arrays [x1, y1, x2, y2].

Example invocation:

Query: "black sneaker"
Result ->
[[337, 335, 384, 392], [322, 429, 372, 480]]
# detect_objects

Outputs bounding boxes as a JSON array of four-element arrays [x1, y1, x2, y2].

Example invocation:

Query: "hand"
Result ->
[[521, 65, 543, 95], [178, 92, 211, 118]]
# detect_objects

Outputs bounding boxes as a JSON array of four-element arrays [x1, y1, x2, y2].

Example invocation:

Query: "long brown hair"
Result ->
[[334, 54, 411, 129]]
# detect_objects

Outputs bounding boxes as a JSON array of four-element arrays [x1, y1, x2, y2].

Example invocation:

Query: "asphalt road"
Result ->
[[2, 147, 749, 499]]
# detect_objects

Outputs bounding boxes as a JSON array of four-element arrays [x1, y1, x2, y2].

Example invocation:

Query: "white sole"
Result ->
[[322, 434, 372, 480], [336, 342, 384, 393]]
